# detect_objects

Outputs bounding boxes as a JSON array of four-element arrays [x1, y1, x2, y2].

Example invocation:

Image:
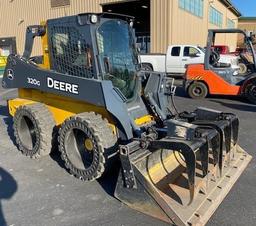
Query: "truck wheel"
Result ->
[[13, 103, 55, 158], [187, 82, 208, 99], [245, 81, 256, 104], [141, 63, 153, 71], [58, 112, 117, 181], [238, 63, 247, 75]]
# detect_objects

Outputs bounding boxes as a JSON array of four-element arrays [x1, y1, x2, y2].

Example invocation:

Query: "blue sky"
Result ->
[[232, 0, 256, 16]]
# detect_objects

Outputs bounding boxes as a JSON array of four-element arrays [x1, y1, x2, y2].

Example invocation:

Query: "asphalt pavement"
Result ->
[[0, 78, 255, 226]]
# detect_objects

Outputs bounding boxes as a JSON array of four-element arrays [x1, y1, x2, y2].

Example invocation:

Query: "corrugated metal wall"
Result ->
[[151, 0, 238, 53], [209, 0, 238, 51], [238, 20, 256, 32], [0, 0, 239, 55], [150, 0, 171, 53], [171, 0, 208, 47], [0, 0, 121, 55], [238, 20, 256, 47]]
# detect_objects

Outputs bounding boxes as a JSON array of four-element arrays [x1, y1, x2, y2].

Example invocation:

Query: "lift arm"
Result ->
[[22, 25, 46, 59]]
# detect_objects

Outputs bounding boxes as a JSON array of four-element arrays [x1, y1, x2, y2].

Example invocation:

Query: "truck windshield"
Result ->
[[97, 19, 138, 100]]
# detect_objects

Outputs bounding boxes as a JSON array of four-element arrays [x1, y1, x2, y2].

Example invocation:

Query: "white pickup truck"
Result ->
[[140, 45, 239, 75]]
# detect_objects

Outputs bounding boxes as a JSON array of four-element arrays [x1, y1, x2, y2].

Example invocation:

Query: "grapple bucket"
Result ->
[[115, 108, 252, 226]]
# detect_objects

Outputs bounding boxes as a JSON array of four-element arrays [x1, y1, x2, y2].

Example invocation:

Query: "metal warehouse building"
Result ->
[[238, 17, 256, 34], [237, 17, 256, 47], [0, 0, 241, 56]]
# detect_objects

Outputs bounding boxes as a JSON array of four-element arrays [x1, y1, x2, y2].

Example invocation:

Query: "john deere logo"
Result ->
[[7, 69, 14, 80]]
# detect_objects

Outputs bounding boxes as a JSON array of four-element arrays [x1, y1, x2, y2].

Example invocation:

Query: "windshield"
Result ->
[[97, 20, 138, 100]]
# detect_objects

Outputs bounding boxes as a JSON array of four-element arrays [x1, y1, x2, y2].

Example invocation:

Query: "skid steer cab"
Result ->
[[184, 29, 256, 104], [2, 13, 251, 225]]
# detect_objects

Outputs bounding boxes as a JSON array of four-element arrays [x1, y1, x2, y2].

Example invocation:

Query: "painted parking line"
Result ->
[[0, 89, 16, 102], [0, 88, 15, 95]]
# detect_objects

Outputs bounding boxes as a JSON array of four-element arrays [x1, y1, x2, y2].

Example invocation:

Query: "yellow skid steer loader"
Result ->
[[1, 13, 251, 225]]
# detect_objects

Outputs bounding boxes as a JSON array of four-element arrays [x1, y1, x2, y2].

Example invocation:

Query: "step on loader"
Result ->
[[1, 13, 252, 225]]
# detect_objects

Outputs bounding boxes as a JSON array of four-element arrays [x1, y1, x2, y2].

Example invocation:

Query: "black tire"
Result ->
[[187, 82, 208, 99], [141, 63, 153, 71], [58, 112, 117, 181], [13, 103, 55, 158], [245, 81, 256, 104]]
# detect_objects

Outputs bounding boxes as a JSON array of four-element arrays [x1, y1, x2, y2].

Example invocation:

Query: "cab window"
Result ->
[[183, 47, 199, 57], [171, 47, 181, 56]]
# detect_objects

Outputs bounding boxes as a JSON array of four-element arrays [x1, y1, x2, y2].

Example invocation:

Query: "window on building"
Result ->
[[51, 0, 70, 8], [227, 18, 235, 28], [171, 47, 181, 56], [209, 6, 223, 27], [179, 0, 204, 17], [183, 47, 199, 57]]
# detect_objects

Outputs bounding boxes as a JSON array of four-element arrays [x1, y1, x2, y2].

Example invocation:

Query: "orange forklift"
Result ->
[[184, 29, 256, 104]]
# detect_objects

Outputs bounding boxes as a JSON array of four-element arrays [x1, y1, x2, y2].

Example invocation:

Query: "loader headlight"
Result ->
[[90, 14, 98, 24]]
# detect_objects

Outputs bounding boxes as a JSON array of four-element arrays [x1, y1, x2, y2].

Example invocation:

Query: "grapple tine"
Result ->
[[216, 132, 224, 177], [223, 114, 240, 162], [222, 113, 239, 145], [231, 117, 239, 145], [192, 122, 225, 176], [223, 124, 232, 153], [223, 123, 232, 165], [199, 141, 209, 177], [145, 137, 201, 206], [211, 133, 221, 177], [193, 125, 220, 180], [211, 134, 220, 165], [198, 140, 209, 193], [178, 145, 196, 205]]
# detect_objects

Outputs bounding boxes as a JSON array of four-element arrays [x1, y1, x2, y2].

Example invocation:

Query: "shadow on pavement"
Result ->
[[50, 149, 68, 173], [0, 105, 9, 117], [0, 167, 18, 226], [0, 89, 18, 102], [97, 162, 120, 197], [210, 99, 256, 112], [49, 125, 71, 173], [173, 86, 187, 98], [50, 147, 120, 197], [0, 105, 16, 146]]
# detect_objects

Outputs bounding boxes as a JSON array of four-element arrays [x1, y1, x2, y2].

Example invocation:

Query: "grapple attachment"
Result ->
[[115, 108, 251, 226]]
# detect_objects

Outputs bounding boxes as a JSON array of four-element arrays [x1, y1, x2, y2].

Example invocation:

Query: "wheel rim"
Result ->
[[238, 63, 247, 74], [18, 115, 37, 150], [192, 86, 203, 97], [65, 128, 95, 170]]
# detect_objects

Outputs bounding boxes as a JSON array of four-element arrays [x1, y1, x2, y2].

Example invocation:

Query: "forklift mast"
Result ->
[[205, 29, 256, 70]]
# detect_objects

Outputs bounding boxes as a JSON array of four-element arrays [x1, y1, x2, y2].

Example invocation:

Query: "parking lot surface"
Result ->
[[0, 79, 255, 226]]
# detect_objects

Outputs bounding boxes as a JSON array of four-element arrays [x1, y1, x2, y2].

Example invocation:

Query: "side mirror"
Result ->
[[136, 43, 141, 53]]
